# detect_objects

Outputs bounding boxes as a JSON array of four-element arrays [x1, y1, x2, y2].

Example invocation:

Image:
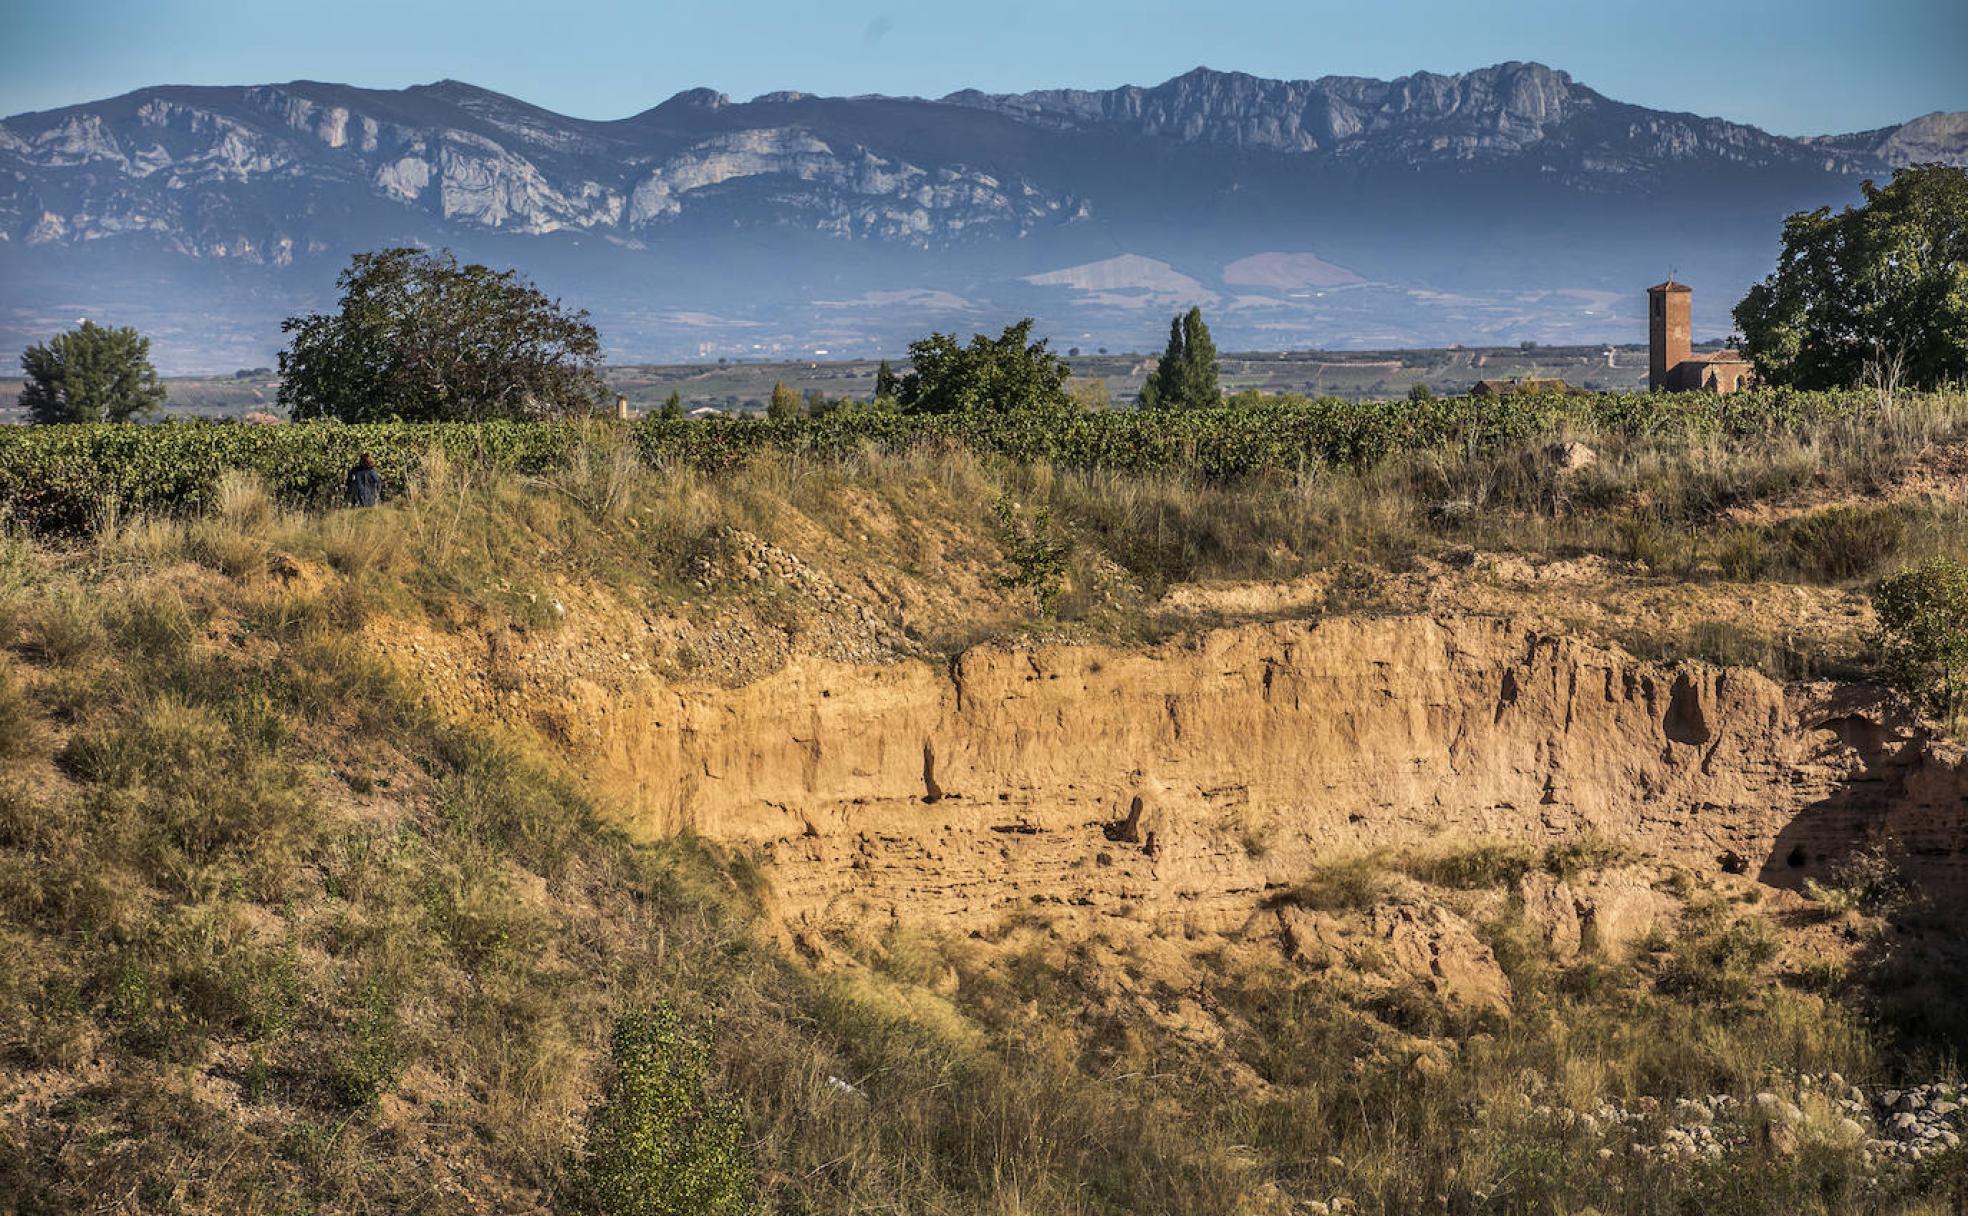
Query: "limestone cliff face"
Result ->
[[7, 66, 1960, 258], [8, 67, 1963, 362], [0, 80, 1082, 257], [1807, 111, 1968, 170], [527, 615, 1964, 940], [944, 62, 1950, 174]]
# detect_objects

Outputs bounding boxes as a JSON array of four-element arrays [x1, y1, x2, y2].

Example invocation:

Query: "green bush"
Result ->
[[1803, 841, 1913, 916], [572, 1004, 755, 1216], [1774, 505, 1906, 582], [1871, 557, 1968, 722], [993, 494, 1070, 615], [1399, 843, 1537, 889], [1654, 908, 1778, 1003], [333, 977, 406, 1107], [1285, 855, 1391, 911]]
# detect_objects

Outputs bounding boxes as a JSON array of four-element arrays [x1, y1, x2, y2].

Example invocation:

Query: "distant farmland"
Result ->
[[0, 343, 1674, 422]]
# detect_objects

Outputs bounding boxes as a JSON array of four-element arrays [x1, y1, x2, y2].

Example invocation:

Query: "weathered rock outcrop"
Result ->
[[528, 615, 1964, 942]]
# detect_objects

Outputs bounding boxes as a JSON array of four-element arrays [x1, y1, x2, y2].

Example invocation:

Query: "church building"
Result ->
[[1648, 279, 1754, 393]]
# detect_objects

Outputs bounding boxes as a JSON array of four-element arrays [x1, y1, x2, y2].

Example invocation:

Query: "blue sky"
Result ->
[[2, 0, 1962, 135]]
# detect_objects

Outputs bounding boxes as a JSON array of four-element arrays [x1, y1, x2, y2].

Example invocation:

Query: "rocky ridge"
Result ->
[[7, 63, 1965, 363], [3, 64, 1960, 258]]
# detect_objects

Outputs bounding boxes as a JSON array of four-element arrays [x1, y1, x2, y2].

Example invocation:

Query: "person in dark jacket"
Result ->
[[345, 452, 383, 507]]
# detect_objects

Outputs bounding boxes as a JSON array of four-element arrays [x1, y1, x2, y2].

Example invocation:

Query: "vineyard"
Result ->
[[0, 388, 1936, 533]]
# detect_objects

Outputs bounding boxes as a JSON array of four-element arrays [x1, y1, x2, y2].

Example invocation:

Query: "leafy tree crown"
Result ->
[[897, 319, 1072, 414], [1735, 164, 1968, 390], [19, 320, 167, 424], [278, 247, 606, 422]]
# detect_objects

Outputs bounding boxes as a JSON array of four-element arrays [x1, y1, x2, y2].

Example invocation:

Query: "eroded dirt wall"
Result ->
[[534, 615, 1966, 937]]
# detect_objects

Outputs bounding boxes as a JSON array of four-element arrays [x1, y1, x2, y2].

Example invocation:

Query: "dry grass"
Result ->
[[3, 409, 1967, 1213]]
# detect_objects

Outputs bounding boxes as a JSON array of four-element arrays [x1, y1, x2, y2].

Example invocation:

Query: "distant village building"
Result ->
[[1648, 279, 1754, 393], [1471, 376, 1574, 398]]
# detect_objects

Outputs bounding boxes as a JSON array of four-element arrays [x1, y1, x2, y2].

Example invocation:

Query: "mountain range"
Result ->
[[2, 62, 1963, 372]]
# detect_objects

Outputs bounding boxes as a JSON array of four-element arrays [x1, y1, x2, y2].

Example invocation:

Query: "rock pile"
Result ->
[[1872, 1081, 1965, 1162], [1498, 1070, 1968, 1172], [689, 526, 917, 669]]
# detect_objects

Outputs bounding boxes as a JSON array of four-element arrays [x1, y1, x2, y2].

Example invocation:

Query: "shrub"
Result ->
[[1804, 841, 1913, 917], [1655, 908, 1778, 1002], [1400, 842, 1536, 889], [1774, 505, 1905, 582], [1870, 557, 1968, 722], [333, 976, 406, 1107], [571, 1004, 755, 1216], [0, 657, 39, 764], [1286, 855, 1390, 911], [993, 494, 1070, 616]]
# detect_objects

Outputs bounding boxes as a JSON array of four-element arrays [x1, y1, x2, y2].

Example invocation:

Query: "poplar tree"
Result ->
[[1139, 307, 1220, 409], [767, 381, 803, 420], [1177, 306, 1220, 407]]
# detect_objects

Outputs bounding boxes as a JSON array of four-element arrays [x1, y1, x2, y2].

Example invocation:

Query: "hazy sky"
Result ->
[[2, 0, 1962, 136]]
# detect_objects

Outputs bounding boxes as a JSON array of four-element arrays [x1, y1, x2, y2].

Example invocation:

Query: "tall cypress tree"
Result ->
[[767, 380, 803, 420], [1141, 315, 1186, 409], [1139, 308, 1220, 409], [875, 358, 898, 399], [1177, 307, 1220, 408]]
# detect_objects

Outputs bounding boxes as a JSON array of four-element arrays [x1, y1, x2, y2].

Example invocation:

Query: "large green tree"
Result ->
[[19, 320, 167, 423], [1734, 164, 1968, 391], [1139, 307, 1221, 409], [278, 248, 607, 422], [897, 319, 1072, 414]]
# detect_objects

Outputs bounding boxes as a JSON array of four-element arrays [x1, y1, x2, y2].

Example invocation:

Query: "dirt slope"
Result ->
[[375, 610, 1967, 950]]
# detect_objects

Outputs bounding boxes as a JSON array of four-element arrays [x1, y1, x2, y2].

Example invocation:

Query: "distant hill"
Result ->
[[2, 62, 1962, 371]]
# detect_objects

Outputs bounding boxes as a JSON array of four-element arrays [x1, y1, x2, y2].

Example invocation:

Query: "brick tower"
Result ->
[[1648, 279, 1692, 391]]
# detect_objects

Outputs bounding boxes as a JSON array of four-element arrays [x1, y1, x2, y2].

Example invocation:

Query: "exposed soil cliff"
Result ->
[[383, 612, 1967, 949]]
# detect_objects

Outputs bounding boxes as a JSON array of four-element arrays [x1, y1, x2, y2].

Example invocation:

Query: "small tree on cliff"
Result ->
[[1871, 556, 1968, 725]]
